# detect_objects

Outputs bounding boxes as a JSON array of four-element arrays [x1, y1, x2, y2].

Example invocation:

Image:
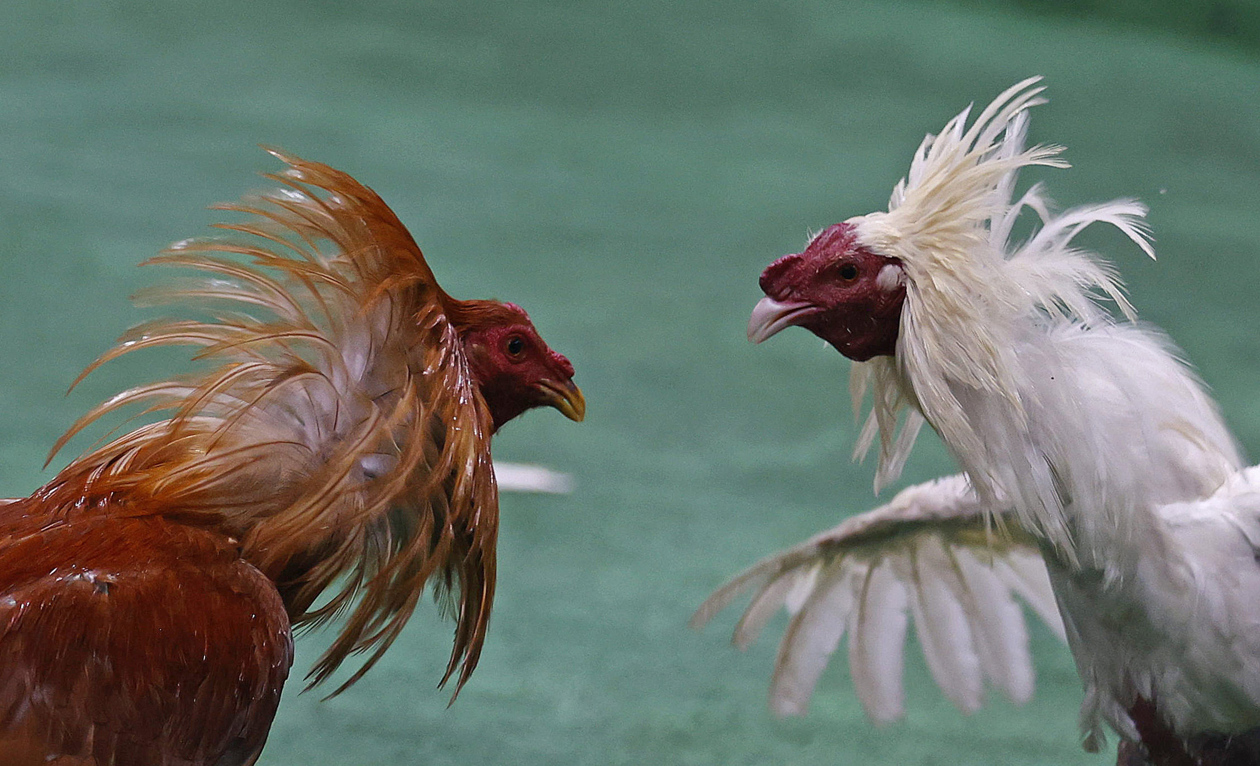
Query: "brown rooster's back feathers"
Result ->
[[42, 150, 508, 697]]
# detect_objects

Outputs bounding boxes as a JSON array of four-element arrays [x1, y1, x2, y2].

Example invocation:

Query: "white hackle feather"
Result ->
[[842, 78, 1243, 567], [847, 77, 1158, 501]]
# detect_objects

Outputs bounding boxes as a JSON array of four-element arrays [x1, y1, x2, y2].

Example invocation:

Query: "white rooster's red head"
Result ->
[[750, 222, 906, 361], [747, 77, 1065, 368]]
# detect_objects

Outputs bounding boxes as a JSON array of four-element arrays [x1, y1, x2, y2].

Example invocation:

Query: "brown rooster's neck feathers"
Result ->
[[41, 150, 505, 697]]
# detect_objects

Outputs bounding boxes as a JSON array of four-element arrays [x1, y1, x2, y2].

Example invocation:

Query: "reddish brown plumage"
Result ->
[[0, 500, 291, 766], [0, 151, 583, 764]]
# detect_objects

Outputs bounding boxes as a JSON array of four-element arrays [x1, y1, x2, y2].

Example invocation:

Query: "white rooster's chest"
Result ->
[[1044, 494, 1260, 742]]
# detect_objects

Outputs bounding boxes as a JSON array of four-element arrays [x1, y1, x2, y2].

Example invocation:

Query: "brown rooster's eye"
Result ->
[[505, 336, 525, 358], [838, 263, 859, 281]]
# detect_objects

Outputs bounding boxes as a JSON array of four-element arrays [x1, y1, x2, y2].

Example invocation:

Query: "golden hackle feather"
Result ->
[[44, 149, 499, 697]]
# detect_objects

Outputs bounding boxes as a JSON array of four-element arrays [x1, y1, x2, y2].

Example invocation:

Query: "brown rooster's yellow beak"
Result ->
[[538, 380, 586, 422]]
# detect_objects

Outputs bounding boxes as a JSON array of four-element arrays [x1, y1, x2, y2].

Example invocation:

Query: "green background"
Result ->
[[3, 2, 1260, 764]]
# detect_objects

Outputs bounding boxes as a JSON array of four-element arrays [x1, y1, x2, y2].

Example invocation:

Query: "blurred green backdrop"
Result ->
[[3, 1, 1260, 764]]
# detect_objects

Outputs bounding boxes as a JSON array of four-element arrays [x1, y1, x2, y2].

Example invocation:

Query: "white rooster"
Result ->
[[693, 78, 1260, 765]]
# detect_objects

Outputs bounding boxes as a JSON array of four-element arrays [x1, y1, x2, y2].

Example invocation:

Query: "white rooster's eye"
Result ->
[[838, 263, 859, 281]]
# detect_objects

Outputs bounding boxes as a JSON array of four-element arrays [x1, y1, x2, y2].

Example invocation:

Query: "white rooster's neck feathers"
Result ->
[[849, 78, 1157, 499]]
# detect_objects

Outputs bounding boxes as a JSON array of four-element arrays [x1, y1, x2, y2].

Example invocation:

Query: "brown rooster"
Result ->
[[0, 150, 585, 765]]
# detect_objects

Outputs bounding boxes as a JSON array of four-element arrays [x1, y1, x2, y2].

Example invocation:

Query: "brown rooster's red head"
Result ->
[[748, 223, 906, 361], [452, 300, 585, 431]]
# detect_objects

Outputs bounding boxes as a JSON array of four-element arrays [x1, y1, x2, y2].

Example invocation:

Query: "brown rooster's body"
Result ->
[[0, 152, 584, 765], [0, 507, 291, 765]]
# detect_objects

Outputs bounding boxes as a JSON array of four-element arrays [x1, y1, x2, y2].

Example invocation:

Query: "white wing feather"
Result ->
[[953, 547, 1035, 704], [771, 559, 860, 715], [850, 561, 910, 723], [493, 462, 574, 494], [898, 536, 983, 713], [692, 474, 1066, 723]]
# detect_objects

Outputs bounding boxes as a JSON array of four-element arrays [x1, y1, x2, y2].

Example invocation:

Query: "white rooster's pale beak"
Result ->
[[748, 297, 819, 343]]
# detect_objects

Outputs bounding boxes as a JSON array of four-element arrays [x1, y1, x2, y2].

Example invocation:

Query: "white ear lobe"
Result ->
[[876, 263, 905, 292]]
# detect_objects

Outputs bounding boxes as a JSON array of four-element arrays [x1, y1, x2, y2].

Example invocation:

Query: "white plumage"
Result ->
[[491, 462, 574, 494], [693, 475, 1063, 723], [697, 78, 1260, 758]]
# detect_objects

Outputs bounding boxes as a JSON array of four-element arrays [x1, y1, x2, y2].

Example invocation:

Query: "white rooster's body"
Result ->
[[697, 79, 1260, 760], [1056, 464, 1260, 743], [960, 316, 1260, 745]]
